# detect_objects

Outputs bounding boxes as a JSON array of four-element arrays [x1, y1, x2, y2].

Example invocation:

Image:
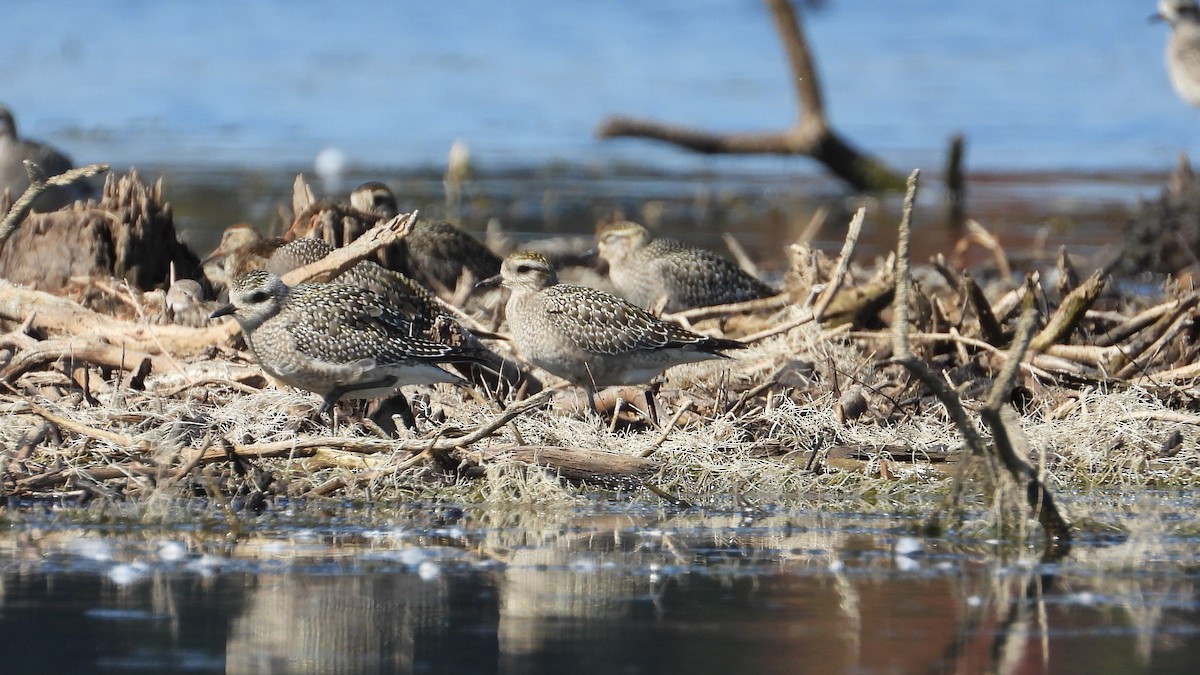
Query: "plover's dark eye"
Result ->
[[248, 291, 270, 303], [515, 265, 532, 274]]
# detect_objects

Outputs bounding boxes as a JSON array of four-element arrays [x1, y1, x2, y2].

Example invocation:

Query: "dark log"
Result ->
[[595, 0, 904, 191]]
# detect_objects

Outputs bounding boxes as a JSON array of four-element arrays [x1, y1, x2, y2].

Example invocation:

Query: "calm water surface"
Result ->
[[0, 1, 1195, 173], [3, 495, 1200, 674], [1, 2, 1185, 267]]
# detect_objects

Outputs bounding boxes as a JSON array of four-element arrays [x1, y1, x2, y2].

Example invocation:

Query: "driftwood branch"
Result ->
[[0, 282, 240, 356], [0, 161, 109, 252], [813, 206, 866, 321], [279, 211, 418, 286], [595, 0, 903, 191], [1028, 271, 1105, 353]]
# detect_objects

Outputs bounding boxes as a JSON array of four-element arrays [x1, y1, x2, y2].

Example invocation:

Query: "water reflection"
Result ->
[[2, 501, 1200, 673]]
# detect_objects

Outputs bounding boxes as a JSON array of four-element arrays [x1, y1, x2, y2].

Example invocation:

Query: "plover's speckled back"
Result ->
[[266, 236, 536, 397], [1160, 0, 1200, 108], [266, 237, 445, 334], [597, 221, 776, 312], [486, 251, 743, 413], [210, 270, 479, 417]]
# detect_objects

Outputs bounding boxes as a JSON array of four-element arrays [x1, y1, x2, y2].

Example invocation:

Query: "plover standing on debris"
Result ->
[[266, 237, 535, 398], [209, 270, 481, 423], [483, 251, 744, 418], [596, 221, 776, 313], [1159, 0, 1200, 109]]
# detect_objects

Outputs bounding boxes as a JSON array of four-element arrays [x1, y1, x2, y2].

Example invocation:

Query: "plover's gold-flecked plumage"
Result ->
[[350, 181, 499, 294], [597, 221, 776, 312], [209, 270, 480, 419], [265, 236, 537, 397], [1159, 0, 1200, 109], [486, 251, 743, 414], [266, 237, 445, 334]]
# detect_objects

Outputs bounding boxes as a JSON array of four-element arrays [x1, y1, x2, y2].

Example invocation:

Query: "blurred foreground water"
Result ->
[[3, 495, 1199, 674]]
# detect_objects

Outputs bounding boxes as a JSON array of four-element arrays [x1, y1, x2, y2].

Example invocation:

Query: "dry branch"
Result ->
[[279, 211, 418, 286], [0, 161, 109, 251], [0, 282, 240, 355], [1028, 271, 1105, 353], [595, 0, 903, 191]]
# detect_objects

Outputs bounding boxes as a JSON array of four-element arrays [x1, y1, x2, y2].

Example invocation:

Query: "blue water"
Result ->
[[0, 1, 1194, 173]]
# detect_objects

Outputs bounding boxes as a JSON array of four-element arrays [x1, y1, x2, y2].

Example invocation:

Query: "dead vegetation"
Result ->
[[2, 162, 1200, 555]]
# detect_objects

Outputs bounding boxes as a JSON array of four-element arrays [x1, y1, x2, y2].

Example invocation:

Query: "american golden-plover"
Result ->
[[265, 236, 535, 398], [350, 181, 399, 219], [266, 237, 445, 333], [152, 279, 217, 327], [483, 250, 744, 418], [1159, 0, 1200, 109], [596, 221, 776, 313], [350, 181, 500, 295], [209, 269, 481, 423], [0, 104, 94, 211], [201, 223, 285, 286]]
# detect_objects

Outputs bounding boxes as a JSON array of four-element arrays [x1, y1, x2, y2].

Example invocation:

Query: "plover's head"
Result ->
[[596, 221, 651, 265], [1159, 0, 1200, 25], [489, 251, 557, 292], [165, 279, 205, 315], [349, 181, 399, 219], [202, 223, 264, 265], [209, 269, 288, 329]]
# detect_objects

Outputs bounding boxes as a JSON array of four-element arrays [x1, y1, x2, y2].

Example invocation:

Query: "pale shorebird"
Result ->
[[483, 251, 744, 419], [1159, 0, 1200, 108], [210, 270, 483, 425], [596, 221, 776, 313], [152, 279, 218, 327], [201, 223, 285, 285]]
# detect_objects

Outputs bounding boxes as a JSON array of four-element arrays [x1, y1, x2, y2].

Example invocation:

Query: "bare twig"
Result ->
[[642, 400, 694, 457], [280, 211, 418, 285], [595, 0, 903, 191], [978, 302, 1072, 547], [0, 161, 109, 252], [813, 206, 866, 321]]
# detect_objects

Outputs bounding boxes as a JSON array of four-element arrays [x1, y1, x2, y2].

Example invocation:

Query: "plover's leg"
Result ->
[[644, 380, 662, 428], [585, 387, 600, 418], [319, 376, 398, 423], [369, 393, 419, 432]]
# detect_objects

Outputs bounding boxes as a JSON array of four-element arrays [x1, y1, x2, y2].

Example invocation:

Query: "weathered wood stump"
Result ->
[[0, 170, 204, 292]]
